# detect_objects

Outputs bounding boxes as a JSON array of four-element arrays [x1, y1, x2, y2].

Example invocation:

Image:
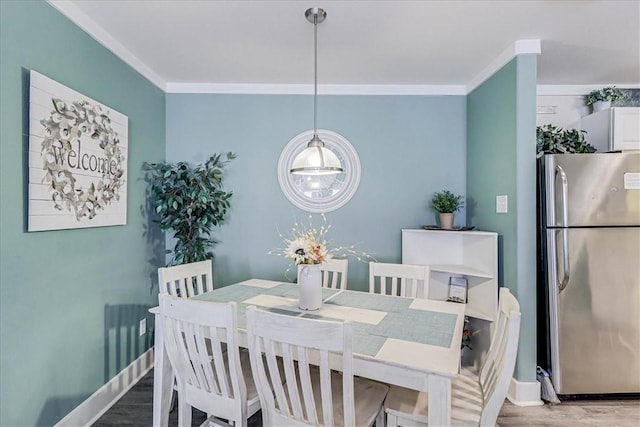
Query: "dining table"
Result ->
[[151, 278, 466, 426]]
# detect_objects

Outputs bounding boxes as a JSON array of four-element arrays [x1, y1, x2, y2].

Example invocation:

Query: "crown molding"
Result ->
[[537, 84, 640, 96], [43, 6, 539, 98], [164, 83, 467, 95], [466, 39, 541, 94], [47, 0, 166, 90]]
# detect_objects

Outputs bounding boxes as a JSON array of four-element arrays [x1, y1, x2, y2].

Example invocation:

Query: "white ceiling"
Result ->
[[50, 0, 640, 93]]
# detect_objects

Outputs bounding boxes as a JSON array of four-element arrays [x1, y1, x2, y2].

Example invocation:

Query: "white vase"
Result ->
[[440, 213, 454, 229], [298, 264, 322, 310], [592, 100, 611, 112]]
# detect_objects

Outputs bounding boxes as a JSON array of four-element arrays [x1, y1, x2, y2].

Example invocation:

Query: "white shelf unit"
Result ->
[[401, 229, 498, 322]]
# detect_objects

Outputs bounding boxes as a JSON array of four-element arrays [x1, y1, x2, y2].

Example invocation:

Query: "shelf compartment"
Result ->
[[428, 263, 493, 279]]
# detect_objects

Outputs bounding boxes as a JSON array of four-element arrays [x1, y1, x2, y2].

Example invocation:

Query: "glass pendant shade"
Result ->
[[291, 142, 343, 175]]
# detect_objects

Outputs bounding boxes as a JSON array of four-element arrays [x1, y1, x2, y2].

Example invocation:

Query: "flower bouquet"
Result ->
[[270, 214, 374, 270], [269, 214, 374, 310]]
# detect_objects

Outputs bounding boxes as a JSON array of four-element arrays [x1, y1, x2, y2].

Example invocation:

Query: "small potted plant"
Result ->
[[430, 190, 463, 229], [585, 86, 625, 112]]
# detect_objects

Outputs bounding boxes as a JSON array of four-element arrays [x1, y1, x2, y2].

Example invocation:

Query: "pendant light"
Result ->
[[290, 8, 344, 176]]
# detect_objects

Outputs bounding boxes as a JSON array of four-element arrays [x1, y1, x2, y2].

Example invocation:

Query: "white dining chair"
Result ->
[[245, 305, 389, 427], [321, 258, 348, 289], [159, 294, 260, 427], [158, 259, 213, 298], [384, 287, 521, 426], [158, 260, 216, 411], [368, 261, 430, 298], [298, 258, 348, 290]]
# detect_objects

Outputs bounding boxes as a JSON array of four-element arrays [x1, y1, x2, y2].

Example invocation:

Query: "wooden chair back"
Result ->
[[368, 262, 430, 298], [159, 295, 248, 425], [158, 259, 213, 297], [246, 306, 356, 427], [478, 287, 521, 426], [320, 258, 348, 290]]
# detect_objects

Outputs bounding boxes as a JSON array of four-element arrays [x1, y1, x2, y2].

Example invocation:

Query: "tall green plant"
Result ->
[[143, 152, 236, 265], [536, 124, 595, 158]]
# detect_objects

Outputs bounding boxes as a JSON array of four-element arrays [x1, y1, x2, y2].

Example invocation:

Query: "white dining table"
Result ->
[[151, 278, 465, 426]]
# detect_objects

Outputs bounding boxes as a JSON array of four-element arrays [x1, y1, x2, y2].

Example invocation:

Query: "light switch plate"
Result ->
[[496, 195, 508, 213]]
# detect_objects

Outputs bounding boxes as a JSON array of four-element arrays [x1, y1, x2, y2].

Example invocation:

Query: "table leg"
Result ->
[[152, 312, 172, 427], [428, 374, 452, 426]]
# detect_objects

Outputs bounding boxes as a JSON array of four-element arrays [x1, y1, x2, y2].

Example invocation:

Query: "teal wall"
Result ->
[[0, 2, 165, 426], [166, 94, 467, 291], [466, 55, 538, 382], [0, 2, 540, 423], [514, 55, 538, 384], [467, 60, 518, 285]]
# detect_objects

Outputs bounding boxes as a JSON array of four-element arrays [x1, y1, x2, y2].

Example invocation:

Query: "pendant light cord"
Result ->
[[313, 14, 318, 137]]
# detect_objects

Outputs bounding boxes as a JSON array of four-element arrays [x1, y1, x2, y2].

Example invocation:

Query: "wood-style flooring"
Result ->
[[94, 369, 640, 426]]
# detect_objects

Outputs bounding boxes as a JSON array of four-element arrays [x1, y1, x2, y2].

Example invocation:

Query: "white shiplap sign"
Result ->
[[28, 70, 128, 231]]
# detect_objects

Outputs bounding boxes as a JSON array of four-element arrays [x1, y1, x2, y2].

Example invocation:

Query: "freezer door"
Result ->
[[545, 153, 640, 227], [547, 227, 640, 394]]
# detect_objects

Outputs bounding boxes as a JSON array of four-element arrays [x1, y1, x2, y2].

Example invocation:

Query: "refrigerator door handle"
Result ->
[[556, 164, 569, 227], [546, 229, 561, 390], [555, 164, 571, 291], [559, 229, 570, 291]]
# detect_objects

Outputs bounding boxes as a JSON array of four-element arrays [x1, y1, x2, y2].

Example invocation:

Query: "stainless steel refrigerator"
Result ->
[[542, 152, 640, 395]]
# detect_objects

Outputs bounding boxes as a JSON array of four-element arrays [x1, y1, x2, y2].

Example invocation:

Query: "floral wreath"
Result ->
[[40, 98, 125, 220]]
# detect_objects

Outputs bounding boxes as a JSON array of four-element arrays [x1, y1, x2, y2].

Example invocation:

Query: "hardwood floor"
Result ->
[[497, 398, 640, 427], [93, 369, 261, 427], [94, 369, 640, 426]]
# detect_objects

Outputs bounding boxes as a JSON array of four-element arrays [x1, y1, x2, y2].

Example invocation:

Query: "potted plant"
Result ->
[[430, 190, 463, 229], [536, 124, 596, 158], [585, 86, 625, 112], [143, 152, 236, 265]]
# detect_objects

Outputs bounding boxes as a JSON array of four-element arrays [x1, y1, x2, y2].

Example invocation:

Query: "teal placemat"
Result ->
[[302, 308, 455, 352], [372, 310, 457, 348], [298, 313, 387, 356], [193, 284, 262, 303], [236, 302, 301, 329], [324, 291, 413, 312], [352, 322, 387, 356], [193, 283, 456, 352], [195, 283, 340, 328], [194, 282, 339, 304]]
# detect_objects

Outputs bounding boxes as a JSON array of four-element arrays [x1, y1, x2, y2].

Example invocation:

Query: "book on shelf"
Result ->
[[447, 276, 467, 304]]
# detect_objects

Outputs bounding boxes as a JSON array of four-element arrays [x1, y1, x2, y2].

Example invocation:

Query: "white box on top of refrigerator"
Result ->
[[581, 107, 640, 152]]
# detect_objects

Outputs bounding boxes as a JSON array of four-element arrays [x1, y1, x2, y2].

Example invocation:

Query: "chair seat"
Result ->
[[384, 372, 483, 426], [288, 369, 388, 427]]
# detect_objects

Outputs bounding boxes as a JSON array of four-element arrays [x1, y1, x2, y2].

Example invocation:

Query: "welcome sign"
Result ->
[[28, 70, 128, 231]]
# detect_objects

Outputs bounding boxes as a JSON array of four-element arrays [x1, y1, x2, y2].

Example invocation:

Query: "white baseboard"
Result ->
[[507, 377, 544, 407], [55, 347, 154, 427]]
